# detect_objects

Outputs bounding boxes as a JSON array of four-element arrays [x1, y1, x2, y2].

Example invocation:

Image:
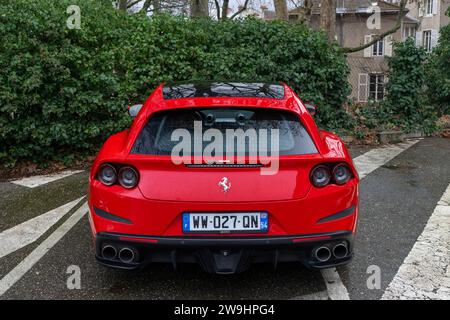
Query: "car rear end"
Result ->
[[88, 82, 359, 274]]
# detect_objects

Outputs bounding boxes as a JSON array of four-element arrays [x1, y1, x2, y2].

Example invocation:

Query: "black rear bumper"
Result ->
[[94, 231, 354, 274]]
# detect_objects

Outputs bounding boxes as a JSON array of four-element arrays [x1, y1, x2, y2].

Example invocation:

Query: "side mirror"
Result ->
[[128, 104, 143, 118], [304, 102, 317, 116]]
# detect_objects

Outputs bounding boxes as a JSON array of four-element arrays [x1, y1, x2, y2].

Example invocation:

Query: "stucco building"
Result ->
[[288, 0, 450, 103]]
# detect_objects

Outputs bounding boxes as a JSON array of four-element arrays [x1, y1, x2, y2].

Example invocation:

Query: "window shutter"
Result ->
[[358, 74, 369, 102], [364, 35, 372, 57], [385, 35, 393, 56], [419, 3, 424, 17], [432, 0, 438, 14], [431, 29, 439, 49], [384, 75, 389, 98], [415, 31, 422, 47]]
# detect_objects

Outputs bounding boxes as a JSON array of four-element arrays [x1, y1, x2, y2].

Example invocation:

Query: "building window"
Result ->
[[372, 39, 384, 56], [425, 0, 433, 15], [423, 30, 432, 52], [369, 74, 385, 101], [288, 14, 299, 22], [403, 26, 416, 40]]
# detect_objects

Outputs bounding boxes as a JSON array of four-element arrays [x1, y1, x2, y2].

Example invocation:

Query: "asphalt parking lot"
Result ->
[[0, 137, 449, 300]]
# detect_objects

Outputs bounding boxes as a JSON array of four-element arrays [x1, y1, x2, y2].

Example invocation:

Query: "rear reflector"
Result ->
[[118, 236, 159, 243], [292, 235, 331, 243]]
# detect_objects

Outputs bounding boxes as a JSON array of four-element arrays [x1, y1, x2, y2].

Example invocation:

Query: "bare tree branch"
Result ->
[[127, 0, 144, 8], [341, 0, 407, 53], [142, 0, 153, 11], [145, 3, 187, 12], [214, 0, 221, 20], [229, 0, 250, 19]]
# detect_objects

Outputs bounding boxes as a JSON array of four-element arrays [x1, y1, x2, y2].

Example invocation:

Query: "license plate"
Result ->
[[182, 212, 268, 233]]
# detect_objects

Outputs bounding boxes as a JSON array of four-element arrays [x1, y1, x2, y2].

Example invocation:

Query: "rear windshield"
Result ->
[[131, 108, 318, 156], [162, 82, 285, 100]]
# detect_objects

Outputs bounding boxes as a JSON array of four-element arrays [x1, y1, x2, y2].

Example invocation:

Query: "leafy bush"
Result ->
[[0, 0, 349, 167], [383, 38, 437, 133], [426, 9, 450, 115]]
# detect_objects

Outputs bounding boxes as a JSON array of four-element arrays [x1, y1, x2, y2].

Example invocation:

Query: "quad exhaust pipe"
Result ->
[[101, 245, 117, 260], [332, 243, 348, 259], [101, 244, 136, 263], [119, 247, 136, 263], [314, 246, 332, 262], [313, 242, 348, 262]]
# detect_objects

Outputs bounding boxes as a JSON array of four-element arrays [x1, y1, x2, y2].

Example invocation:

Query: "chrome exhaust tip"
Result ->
[[314, 246, 331, 262], [118, 247, 135, 263], [102, 245, 117, 260], [332, 243, 348, 259]]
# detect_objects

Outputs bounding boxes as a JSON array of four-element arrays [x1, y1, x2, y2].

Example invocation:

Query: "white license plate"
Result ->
[[182, 212, 268, 233]]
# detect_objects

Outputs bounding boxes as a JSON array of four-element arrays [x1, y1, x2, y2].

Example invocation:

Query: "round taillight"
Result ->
[[98, 164, 117, 186], [332, 164, 351, 185], [118, 166, 139, 189], [311, 165, 331, 187]]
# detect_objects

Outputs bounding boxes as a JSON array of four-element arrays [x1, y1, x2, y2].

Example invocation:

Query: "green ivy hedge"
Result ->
[[0, 0, 350, 167], [426, 8, 450, 116], [384, 38, 437, 133]]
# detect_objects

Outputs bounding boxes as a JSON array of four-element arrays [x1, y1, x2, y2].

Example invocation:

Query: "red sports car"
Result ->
[[88, 81, 359, 274]]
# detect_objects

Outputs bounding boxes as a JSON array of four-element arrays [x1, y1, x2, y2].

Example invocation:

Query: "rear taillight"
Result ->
[[118, 166, 139, 189], [97, 163, 139, 189], [98, 164, 117, 186], [310, 165, 331, 187], [310, 163, 352, 187], [332, 163, 351, 185]]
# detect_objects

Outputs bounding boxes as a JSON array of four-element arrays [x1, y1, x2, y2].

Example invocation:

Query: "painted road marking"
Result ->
[[10, 170, 84, 188], [0, 202, 88, 297], [289, 290, 329, 300], [381, 183, 450, 300], [353, 139, 420, 179], [0, 197, 84, 259], [320, 139, 420, 300], [321, 268, 350, 300]]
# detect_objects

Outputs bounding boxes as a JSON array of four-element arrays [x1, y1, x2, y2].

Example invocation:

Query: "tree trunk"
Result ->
[[273, 0, 288, 21], [320, 0, 336, 42], [301, 0, 313, 25], [152, 0, 160, 13], [190, 0, 209, 17], [118, 0, 128, 11], [221, 0, 230, 20]]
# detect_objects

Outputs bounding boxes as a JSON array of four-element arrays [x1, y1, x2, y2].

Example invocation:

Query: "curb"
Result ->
[[377, 131, 425, 144]]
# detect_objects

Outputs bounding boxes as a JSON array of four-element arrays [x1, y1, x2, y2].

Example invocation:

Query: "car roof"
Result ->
[[162, 81, 286, 100], [143, 81, 300, 115]]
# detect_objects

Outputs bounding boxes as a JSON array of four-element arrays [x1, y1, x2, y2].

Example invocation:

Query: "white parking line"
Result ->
[[0, 202, 88, 297], [321, 268, 350, 300], [381, 183, 450, 300], [289, 290, 329, 300], [320, 139, 420, 300], [10, 170, 84, 188], [353, 139, 420, 179], [0, 197, 84, 259]]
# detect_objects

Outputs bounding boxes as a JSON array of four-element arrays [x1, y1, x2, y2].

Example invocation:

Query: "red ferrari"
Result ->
[[88, 81, 359, 274]]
